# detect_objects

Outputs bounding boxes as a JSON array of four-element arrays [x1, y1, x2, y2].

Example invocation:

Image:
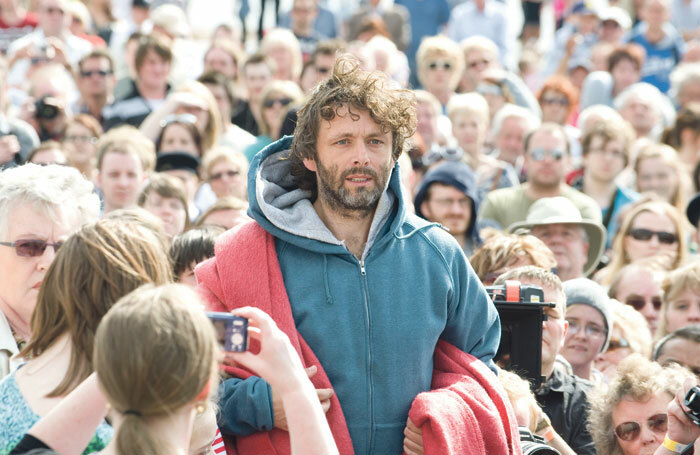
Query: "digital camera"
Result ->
[[206, 312, 248, 352], [684, 385, 700, 426], [34, 96, 61, 120]]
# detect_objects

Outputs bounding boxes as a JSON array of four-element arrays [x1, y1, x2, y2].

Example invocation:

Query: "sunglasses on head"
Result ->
[[263, 97, 293, 109], [614, 413, 667, 441], [529, 148, 565, 161], [627, 228, 678, 244], [625, 295, 662, 311], [428, 61, 452, 71], [160, 113, 197, 128], [0, 239, 63, 257], [80, 69, 112, 78]]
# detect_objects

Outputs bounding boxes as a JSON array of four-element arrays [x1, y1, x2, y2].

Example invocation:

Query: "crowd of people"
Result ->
[[0, 0, 700, 453]]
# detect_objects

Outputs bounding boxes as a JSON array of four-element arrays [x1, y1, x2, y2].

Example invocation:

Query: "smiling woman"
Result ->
[[0, 164, 100, 378]]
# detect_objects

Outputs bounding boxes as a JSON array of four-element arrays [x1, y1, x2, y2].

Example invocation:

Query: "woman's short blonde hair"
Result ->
[[446, 92, 490, 124], [634, 143, 690, 213], [416, 35, 464, 92], [588, 355, 693, 455], [658, 261, 700, 339], [260, 28, 303, 82]]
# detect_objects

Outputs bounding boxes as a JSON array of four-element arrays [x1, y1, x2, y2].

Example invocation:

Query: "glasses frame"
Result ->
[[614, 413, 668, 441], [0, 239, 64, 257], [627, 228, 678, 244]]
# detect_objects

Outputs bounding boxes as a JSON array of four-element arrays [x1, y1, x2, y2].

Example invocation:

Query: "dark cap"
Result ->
[[156, 151, 200, 175], [132, 0, 152, 8], [687, 192, 700, 227]]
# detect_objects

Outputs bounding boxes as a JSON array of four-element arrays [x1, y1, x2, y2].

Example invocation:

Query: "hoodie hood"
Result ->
[[413, 161, 481, 239], [247, 135, 406, 257]]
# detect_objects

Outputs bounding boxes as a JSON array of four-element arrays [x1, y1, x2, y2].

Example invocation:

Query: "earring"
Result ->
[[195, 401, 207, 415]]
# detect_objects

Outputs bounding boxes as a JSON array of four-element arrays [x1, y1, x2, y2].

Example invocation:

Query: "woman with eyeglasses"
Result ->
[[594, 299, 652, 382], [0, 164, 99, 379], [597, 200, 687, 286], [657, 262, 700, 341], [588, 355, 695, 455], [243, 80, 304, 163], [62, 114, 102, 182]]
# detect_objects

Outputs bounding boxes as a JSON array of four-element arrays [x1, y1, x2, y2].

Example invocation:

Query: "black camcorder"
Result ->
[[486, 281, 555, 390], [34, 96, 61, 120]]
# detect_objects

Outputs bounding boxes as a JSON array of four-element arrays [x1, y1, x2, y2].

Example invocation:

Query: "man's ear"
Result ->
[[420, 200, 431, 218], [303, 157, 317, 172]]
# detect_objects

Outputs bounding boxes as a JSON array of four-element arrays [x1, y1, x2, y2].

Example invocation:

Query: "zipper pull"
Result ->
[[360, 260, 366, 276]]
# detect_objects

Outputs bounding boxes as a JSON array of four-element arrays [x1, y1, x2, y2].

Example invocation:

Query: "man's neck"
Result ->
[[82, 94, 111, 119], [136, 81, 167, 100], [645, 24, 665, 42], [312, 198, 376, 259], [582, 173, 617, 209], [524, 181, 564, 200], [433, 89, 451, 107]]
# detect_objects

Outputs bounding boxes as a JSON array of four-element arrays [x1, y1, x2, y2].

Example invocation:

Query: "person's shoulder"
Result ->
[[483, 185, 524, 204], [401, 213, 464, 254]]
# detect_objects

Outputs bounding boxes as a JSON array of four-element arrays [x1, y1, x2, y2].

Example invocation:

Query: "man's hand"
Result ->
[[0, 135, 20, 164], [403, 417, 424, 455], [272, 365, 333, 431], [666, 378, 700, 445]]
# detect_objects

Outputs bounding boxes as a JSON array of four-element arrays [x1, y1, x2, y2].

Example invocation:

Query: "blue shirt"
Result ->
[[446, 1, 511, 68], [628, 22, 685, 93]]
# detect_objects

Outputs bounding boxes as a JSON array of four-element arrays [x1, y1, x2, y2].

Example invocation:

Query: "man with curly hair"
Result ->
[[198, 55, 501, 454]]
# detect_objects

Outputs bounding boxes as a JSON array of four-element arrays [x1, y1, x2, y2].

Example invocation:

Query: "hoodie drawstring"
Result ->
[[322, 254, 332, 305]]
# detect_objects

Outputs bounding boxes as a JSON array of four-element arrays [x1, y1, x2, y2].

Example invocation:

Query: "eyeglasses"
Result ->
[[541, 97, 570, 106], [567, 320, 606, 338], [210, 170, 240, 181], [160, 113, 197, 128], [467, 59, 491, 69], [428, 61, 452, 71], [625, 295, 663, 312], [80, 69, 112, 78], [614, 414, 667, 441], [263, 97, 293, 109], [63, 135, 97, 144], [627, 228, 678, 244], [0, 239, 64, 257], [607, 337, 630, 351], [529, 148, 566, 161]]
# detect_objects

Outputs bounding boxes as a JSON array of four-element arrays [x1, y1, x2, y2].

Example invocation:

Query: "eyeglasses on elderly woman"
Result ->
[[0, 239, 64, 257], [614, 413, 667, 441]]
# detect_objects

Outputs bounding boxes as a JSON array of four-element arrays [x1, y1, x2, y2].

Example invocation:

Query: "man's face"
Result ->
[[291, 0, 318, 33], [524, 129, 569, 190], [243, 63, 273, 101], [583, 135, 627, 183], [452, 112, 487, 151], [204, 48, 237, 80], [496, 116, 528, 166], [97, 151, 146, 211], [78, 57, 115, 98], [204, 83, 230, 123], [530, 223, 588, 280], [304, 105, 394, 216], [420, 183, 472, 237], [137, 50, 171, 90], [463, 48, 498, 88], [656, 338, 700, 379], [39, 0, 67, 36], [642, 0, 669, 28], [613, 268, 662, 333], [620, 97, 657, 135], [610, 59, 640, 93], [314, 53, 336, 84], [678, 81, 700, 110]]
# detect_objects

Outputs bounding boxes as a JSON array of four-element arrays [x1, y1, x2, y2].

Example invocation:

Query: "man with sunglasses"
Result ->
[[609, 259, 667, 333], [479, 122, 601, 231], [74, 49, 115, 128]]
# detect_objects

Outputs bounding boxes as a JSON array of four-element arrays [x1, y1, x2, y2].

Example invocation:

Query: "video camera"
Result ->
[[485, 280, 555, 390]]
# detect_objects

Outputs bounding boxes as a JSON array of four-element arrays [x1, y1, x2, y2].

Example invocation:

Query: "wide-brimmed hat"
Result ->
[[508, 197, 606, 277]]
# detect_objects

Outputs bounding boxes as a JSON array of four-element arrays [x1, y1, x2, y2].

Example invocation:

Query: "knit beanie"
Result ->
[[562, 278, 613, 352]]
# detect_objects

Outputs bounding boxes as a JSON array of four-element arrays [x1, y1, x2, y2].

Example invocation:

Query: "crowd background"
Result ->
[[0, 0, 700, 454]]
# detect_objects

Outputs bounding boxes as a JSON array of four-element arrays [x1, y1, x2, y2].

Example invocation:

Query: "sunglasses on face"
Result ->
[[627, 228, 678, 244], [0, 239, 64, 257], [607, 337, 630, 351], [263, 97, 293, 109], [614, 413, 667, 441], [529, 148, 565, 161], [428, 61, 452, 71], [80, 69, 112, 78], [625, 295, 662, 312], [210, 170, 240, 181], [541, 97, 570, 106]]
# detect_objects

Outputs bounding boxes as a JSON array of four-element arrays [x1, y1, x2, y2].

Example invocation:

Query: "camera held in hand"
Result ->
[[207, 312, 248, 352], [34, 96, 61, 121], [519, 428, 560, 455], [684, 386, 700, 426]]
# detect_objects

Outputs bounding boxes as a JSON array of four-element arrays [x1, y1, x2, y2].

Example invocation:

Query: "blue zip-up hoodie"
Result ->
[[217, 136, 501, 454]]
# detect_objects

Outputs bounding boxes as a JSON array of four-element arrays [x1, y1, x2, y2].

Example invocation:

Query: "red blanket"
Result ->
[[197, 221, 521, 455]]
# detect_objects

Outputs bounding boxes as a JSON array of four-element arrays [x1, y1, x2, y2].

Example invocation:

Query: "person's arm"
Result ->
[[226, 307, 338, 455], [654, 379, 700, 455], [16, 373, 107, 455], [217, 376, 276, 436]]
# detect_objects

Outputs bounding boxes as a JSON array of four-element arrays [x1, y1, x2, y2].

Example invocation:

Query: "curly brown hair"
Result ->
[[289, 54, 417, 196]]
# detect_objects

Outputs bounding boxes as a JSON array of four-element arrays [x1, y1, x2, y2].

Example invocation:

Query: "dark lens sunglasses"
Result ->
[[607, 337, 630, 351], [625, 295, 663, 311], [614, 414, 667, 441], [263, 97, 293, 109], [627, 228, 678, 244], [210, 170, 240, 181], [428, 61, 452, 70], [0, 239, 64, 257], [80, 70, 112, 78], [529, 148, 565, 161]]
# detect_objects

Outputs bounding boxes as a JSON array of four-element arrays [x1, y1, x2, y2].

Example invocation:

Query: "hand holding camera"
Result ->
[[0, 134, 20, 164], [665, 379, 700, 448]]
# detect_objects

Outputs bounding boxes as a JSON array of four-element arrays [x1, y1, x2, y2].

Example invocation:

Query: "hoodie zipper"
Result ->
[[359, 258, 373, 452]]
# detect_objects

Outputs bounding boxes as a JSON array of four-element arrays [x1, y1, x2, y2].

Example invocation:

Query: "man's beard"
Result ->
[[315, 160, 390, 217]]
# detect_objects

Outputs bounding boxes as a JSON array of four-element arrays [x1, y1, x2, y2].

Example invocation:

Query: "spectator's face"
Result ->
[[78, 57, 115, 98], [463, 49, 497, 88], [160, 124, 198, 156], [261, 91, 292, 140], [495, 116, 528, 165], [162, 169, 199, 202], [0, 205, 76, 335], [656, 338, 700, 379], [636, 158, 678, 203], [30, 147, 67, 166], [583, 135, 626, 183], [620, 97, 657, 135], [291, 0, 318, 32], [540, 89, 570, 125], [177, 262, 197, 287], [451, 112, 487, 152], [623, 211, 678, 265], [665, 287, 700, 333], [204, 83, 231, 124], [304, 106, 393, 214], [562, 304, 607, 371], [614, 268, 662, 333], [208, 159, 245, 200], [97, 151, 146, 211], [420, 183, 472, 238], [612, 392, 670, 455], [678, 81, 700, 109], [63, 122, 98, 166], [600, 19, 624, 43], [416, 101, 438, 147], [313, 53, 335, 84], [530, 223, 588, 280], [267, 45, 293, 81], [534, 282, 568, 376], [141, 191, 187, 239], [422, 55, 456, 94], [39, 0, 67, 36], [595, 326, 632, 378], [137, 50, 171, 90], [244, 63, 273, 100], [610, 59, 640, 93], [204, 48, 237, 80], [642, 0, 669, 28], [524, 129, 569, 189]]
